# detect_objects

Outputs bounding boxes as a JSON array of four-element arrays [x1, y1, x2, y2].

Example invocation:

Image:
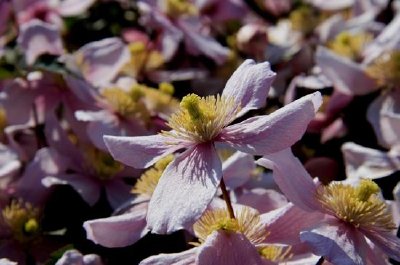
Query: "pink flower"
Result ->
[[104, 59, 323, 233], [257, 149, 400, 264]]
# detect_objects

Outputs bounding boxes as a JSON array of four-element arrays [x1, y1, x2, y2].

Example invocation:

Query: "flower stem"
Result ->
[[220, 177, 235, 219]]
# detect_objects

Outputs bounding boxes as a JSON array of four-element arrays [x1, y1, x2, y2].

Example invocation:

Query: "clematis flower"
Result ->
[[54, 249, 103, 265], [257, 149, 400, 264], [104, 59, 323, 233]]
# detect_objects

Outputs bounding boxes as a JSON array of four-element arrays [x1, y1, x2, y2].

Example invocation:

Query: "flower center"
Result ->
[[2, 199, 40, 243], [163, 0, 198, 17], [366, 50, 400, 87], [84, 147, 124, 181], [289, 5, 319, 35], [258, 245, 292, 262], [101, 87, 144, 117], [328, 31, 373, 62], [193, 207, 268, 245], [316, 179, 396, 231], [125, 42, 165, 77], [162, 94, 240, 143], [131, 155, 173, 197]]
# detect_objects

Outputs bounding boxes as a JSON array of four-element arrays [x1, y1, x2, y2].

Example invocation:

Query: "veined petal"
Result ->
[[147, 144, 222, 234], [316, 46, 377, 95], [361, 229, 400, 262], [196, 231, 264, 265], [104, 134, 187, 169], [222, 59, 276, 118], [257, 149, 321, 212], [236, 188, 288, 214], [83, 202, 148, 248], [300, 218, 369, 265], [261, 203, 323, 245], [219, 92, 322, 156], [139, 247, 197, 265]]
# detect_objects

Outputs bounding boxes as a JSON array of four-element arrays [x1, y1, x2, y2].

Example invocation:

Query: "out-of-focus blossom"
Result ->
[[236, 24, 269, 61], [55, 249, 103, 265]]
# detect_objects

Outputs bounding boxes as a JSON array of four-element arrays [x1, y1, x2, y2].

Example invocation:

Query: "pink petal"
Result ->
[[222, 151, 255, 189], [83, 202, 148, 248], [363, 14, 400, 64], [361, 229, 400, 262], [222, 59, 276, 118], [306, 0, 355, 11], [0, 144, 21, 178], [75, 38, 130, 87], [104, 180, 133, 209], [316, 46, 377, 95], [257, 149, 320, 212], [300, 218, 369, 265], [42, 174, 101, 206], [196, 231, 264, 265], [55, 250, 103, 265], [342, 142, 399, 179], [104, 134, 187, 169], [139, 247, 197, 265], [261, 203, 323, 245], [367, 90, 400, 149], [56, 0, 96, 17], [147, 144, 222, 234], [138, 2, 183, 61], [177, 18, 230, 65], [219, 92, 322, 156], [17, 19, 64, 65], [236, 188, 288, 213]]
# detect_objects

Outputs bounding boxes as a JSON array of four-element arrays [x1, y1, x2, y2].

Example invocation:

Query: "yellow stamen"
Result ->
[[317, 179, 396, 231], [164, 0, 198, 17], [131, 155, 174, 197], [290, 5, 319, 35], [366, 50, 400, 87], [0, 107, 7, 134], [193, 207, 268, 245], [158, 82, 175, 95], [84, 147, 124, 181], [2, 199, 40, 243], [258, 245, 293, 262], [101, 87, 138, 116], [162, 94, 240, 143], [328, 31, 373, 61]]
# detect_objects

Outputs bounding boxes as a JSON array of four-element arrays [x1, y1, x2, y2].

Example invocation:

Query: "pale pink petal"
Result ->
[[177, 18, 230, 65], [361, 229, 400, 262], [42, 174, 101, 206], [56, 0, 96, 17], [222, 151, 255, 189], [55, 250, 103, 265], [363, 14, 400, 64], [83, 202, 148, 248], [196, 231, 264, 265], [321, 118, 347, 143], [139, 247, 197, 265], [219, 92, 322, 156], [306, 0, 355, 11], [138, 2, 183, 61], [17, 19, 64, 65], [104, 134, 187, 169], [342, 142, 400, 179], [105, 180, 133, 209], [15, 147, 66, 204], [300, 218, 369, 265], [316, 46, 377, 95], [261, 203, 323, 245], [0, 144, 21, 178], [75, 38, 130, 87], [147, 144, 222, 234], [222, 59, 276, 118], [367, 90, 400, 149], [236, 188, 288, 213], [257, 149, 320, 212]]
